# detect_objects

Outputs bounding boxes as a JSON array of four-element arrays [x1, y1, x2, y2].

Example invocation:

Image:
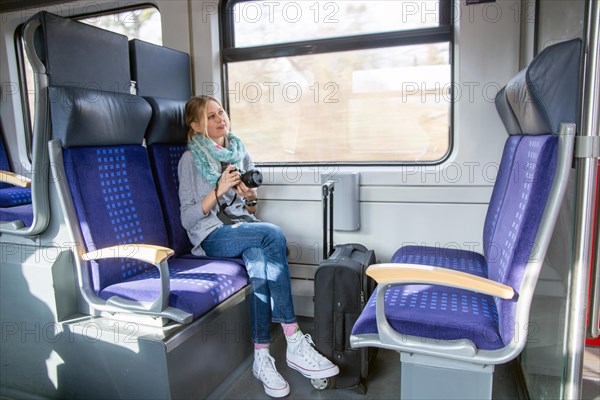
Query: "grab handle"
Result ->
[[322, 180, 335, 260]]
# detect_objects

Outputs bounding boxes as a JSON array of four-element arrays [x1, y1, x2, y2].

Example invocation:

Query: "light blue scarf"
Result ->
[[188, 132, 246, 186]]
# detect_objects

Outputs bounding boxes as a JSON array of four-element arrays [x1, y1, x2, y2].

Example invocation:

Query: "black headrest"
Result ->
[[50, 86, 152, 148], [129, 39, 192, 100], [32, 11, 131, 93], [496, 38, 581, 135], [145, 98, 188, 145], [494, 87, 522, 135]]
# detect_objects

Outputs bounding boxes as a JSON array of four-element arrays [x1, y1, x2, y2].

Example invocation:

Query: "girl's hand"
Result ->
[[216, 165, 241, 197], [235, 183, 256, 199]]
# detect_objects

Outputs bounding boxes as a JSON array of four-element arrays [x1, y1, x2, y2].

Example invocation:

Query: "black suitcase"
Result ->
[[313, 181, 377, 392]]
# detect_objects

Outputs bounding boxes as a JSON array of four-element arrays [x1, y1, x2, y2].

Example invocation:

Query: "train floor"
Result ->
[[211, 316, 524, 400]]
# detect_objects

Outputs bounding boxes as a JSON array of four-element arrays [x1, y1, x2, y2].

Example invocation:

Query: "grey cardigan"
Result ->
[[178, 150, 258, 256]]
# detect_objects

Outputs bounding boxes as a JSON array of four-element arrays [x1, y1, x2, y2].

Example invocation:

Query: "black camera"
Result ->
[[228, 167, 263, 188], [239, 169, 263, 188]]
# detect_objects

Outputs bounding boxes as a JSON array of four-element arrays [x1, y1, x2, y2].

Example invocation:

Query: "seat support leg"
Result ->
[[400, 352, 494, 400]]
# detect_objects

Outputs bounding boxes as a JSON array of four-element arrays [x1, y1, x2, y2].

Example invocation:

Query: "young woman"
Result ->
[[178, 95, 338, 398]]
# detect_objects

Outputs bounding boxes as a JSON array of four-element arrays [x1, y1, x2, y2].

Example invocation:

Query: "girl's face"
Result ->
[[203, 100, 230, 142]]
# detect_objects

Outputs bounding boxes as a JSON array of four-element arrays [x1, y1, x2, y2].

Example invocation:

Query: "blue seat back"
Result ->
[[483, 38, 581, 345], [0, 119, 32, 210], [0, 132, 10, 190], [38, 12, 170, 293], [129, 39, 192, 256]]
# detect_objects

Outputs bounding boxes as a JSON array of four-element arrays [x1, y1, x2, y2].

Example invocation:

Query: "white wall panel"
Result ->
[[259, 198, 488, 267]]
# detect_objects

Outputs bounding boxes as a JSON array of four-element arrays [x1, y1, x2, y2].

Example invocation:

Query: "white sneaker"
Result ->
[[285, 331, 340, 379], [252, 348, 290, 398]]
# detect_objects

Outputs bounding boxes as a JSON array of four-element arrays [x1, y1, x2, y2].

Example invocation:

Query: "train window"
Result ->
[[16, 6, 162, 151], [232, 1, 443, 47], [79, 7, 162, 45], [222, 0, 452, 164]]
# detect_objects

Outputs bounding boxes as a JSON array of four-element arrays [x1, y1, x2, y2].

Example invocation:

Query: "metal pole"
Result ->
[[589, 175, 600, 339], [563, 0, 600, 398]]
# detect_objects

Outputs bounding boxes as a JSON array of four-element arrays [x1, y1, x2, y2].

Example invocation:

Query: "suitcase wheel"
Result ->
[[310, 377, 331, 390]]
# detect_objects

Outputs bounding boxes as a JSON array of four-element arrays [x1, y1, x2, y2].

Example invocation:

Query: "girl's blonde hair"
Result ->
[[184, 95, 223, 142]]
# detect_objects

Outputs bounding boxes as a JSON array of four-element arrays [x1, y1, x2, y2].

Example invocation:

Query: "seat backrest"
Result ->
[[484, 38, 581, 346], [0, 129, 11, 189], [129, 39, 192, 100], [0, 128, 12, 190], [129, 39, 192, 256], [0, 114, 31, 206], [38, 12, 170, 293]]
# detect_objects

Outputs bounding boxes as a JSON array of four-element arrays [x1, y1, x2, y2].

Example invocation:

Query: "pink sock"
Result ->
[[282, 323, 299, 336], [254, 343, 269, 350]]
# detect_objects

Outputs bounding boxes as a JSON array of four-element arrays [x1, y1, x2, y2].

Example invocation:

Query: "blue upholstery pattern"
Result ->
[[148, 144, 191, 256], [482, 136, 521, 259], [100, 257, 248, 319], [1, 124, 33, 226], [353, 247, 504, 350], [488, 135, 558, 343], [63, 145, 169, 293], [0, 133, 10, 190], [62, 141, 251, 319], [0, 187, 32, 207], [352, 135, 558, 349], [0, 132, 31, 206], [391, 246, 488, 277]]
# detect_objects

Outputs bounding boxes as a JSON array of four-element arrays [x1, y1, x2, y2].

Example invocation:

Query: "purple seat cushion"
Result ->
[[0, 204, 33, 226], [352, 246, 503, 350], [0, 187, 32, 207], [99, 257, 249, 319]]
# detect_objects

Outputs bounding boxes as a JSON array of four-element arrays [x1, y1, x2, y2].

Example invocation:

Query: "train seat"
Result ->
[[0, 127, 33, 227], [32, 11, 248, 325], [129, 38, 192, 256], [129, 38, 246, 262], [350, 38, 581, 399]]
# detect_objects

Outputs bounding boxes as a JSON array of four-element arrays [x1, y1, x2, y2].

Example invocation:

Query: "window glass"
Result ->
[[228, 43, 450, 163], [233, 0, 443, 47], [224, 0, 451, 163], [79, 7, 162, 45]]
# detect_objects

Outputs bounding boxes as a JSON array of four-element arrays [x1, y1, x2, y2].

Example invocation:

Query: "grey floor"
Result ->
[[214, 317, 522, 400]]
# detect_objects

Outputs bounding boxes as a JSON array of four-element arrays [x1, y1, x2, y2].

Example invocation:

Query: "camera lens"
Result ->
[[241, 169, 263, 188]]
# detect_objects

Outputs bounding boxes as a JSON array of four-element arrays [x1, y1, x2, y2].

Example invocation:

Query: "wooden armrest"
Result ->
[[82, 244, 175, 264], [366, 263, 515, 300], [0, 170, 31, 188]]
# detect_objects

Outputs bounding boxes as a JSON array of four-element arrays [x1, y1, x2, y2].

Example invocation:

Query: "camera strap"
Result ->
[[215, 181, 254, 225]]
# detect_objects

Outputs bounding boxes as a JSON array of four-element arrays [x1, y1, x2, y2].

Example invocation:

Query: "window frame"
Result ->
[[14, 27, 34, 162], [220, 0, 454, 166]]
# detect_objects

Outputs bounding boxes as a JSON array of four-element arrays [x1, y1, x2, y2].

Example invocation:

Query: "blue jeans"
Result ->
[[202, 222, 297, 344]]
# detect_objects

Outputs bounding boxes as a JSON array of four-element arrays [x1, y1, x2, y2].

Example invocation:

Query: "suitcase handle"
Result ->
[[322, 180, 335, 260]]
